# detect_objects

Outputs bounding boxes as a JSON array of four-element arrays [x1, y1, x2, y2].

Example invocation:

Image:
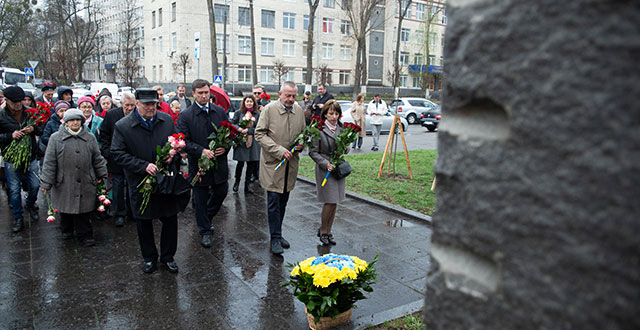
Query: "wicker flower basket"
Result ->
[[304, 306, 354, 330]]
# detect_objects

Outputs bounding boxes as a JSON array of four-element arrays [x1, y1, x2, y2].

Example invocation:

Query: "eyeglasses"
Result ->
[[253, 92, 261, 95]]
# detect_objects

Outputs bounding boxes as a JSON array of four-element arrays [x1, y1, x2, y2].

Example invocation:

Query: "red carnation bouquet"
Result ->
[[3, 101, 52, 171], [191, 121, 237, 185], [260, 92, 271, 102], [321, 122, 361, 186], [275, 115, 324, 171], [136, 133, 186, 214]]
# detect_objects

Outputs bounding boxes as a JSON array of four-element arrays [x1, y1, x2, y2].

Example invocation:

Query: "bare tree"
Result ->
[[207, 0, 218, 76], [418, 1, 444, 92], [0, 0, 37, 64], [341, 0, 385, 96], [118, 0, 142, 87], [173, 53, 191, 84], [272, 59, 289, 90], [391, 0, 412, 98], [305, 0, 320, 87], [315, 64, 332, 85], [249, 0, 257, 86]]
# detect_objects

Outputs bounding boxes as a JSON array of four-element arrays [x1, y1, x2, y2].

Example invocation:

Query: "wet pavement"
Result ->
[[0, 162, 431, 329]]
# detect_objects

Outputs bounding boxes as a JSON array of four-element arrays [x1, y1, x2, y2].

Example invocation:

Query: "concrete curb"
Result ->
[[297, 175, 432, 225]]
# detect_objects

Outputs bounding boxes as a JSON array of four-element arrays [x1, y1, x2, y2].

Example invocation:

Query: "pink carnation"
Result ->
[[103, 199, 111, 206], [98, 205, 105, 212], [47, 216, 56, 223], [98, 195, 106, 202]]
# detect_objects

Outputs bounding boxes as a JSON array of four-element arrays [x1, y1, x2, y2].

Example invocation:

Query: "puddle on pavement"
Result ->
[[386, 219, 416, 227]]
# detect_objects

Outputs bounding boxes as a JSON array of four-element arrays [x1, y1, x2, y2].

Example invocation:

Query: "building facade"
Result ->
[[142, 0, 446, 91]]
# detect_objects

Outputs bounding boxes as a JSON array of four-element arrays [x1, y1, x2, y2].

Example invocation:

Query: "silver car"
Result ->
[[388, 98, 439, 125], [339, 101, 407, 134]]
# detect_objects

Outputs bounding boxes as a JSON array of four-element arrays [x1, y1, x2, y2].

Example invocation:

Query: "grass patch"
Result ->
[[298, 150, 437, 216], [366, 312, 424, 330]]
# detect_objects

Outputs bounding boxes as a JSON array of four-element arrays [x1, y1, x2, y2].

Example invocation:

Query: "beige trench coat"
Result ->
[[254, 101, 306, 193], [350, 101, 367, 138]]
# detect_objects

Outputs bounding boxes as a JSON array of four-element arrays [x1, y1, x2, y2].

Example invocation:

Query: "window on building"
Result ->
[[238, 65, 251, 82], [413, 76, 420, 88], [171, 2, 176, 21], [159, 65, 163, 81], [302, 69, 309, 82], [322, 42, 333, 59], [441, 34, 445, 47], [399, 74, 408, 87], [140, 26, 144, 38], [339, 71, 350, 85], [152, 65, 157, 81], [303, 15, 310, 30], [239, 7, 250, 25], [283, 12, 295, 29], [401, 28, 410, 42], [302, 41, 314, 58], [152, 38, 156, 54], [428, 55, 436, 65], [141, 46, 145, 58], [395, 0, 411, 18], [262, 10, 275, 28], [238, 36, 251, 55], [282, 40, 295, 57], [322, 17, 334, 33], [261, 37, 275, 56], [340, 20, 351, 35], [400, 51, 409, 65], [414, 54, 424, 65], [415, 3, 425, 20], [340, 45, 351, 61], [442, 7, 447, 24], [415, 30, 424, 44], [429, 32, 437, 46], [440, 56, 444, 65], [158, 8, 163, 26], [260, 67, 274, 83], [171, 32, 176, 50], [214, 4, 229, 23], [216, 34, 230, 53], [341, 0, 348, 9], [152, 11, 156, 28], [324, 0, 335, 8], [158, 36, 163, 54]]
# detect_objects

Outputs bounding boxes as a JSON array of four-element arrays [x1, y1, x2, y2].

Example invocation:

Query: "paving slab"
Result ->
[[0, 163, 431, 329]]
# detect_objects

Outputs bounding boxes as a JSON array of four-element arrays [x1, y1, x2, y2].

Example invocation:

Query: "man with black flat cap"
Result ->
[[111, 88, 188, 274], [0, 86, 43, 233], [35, 85, 55, 104]]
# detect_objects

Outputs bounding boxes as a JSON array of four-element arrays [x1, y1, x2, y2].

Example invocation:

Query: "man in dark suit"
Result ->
[[176, 79, 229, 248], [311, 83, 335, 117], [99, 92, 136, 227], [35, 85, 55, 104], [111, 89, 187, 274]]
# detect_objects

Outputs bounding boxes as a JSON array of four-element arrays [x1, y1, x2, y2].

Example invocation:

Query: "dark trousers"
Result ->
[[193, 181, 228, 235], [267, 191, 290, 241], [60, 212, 93, 239], [135, 215, 177, 263], [249, 161, 259, 179], [235, 161, 258, 183], [111, 173, 128, 217], [351, 137, 363, 148]]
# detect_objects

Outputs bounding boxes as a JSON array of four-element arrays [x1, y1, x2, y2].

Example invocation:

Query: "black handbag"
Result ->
[[332, 161, 352, 180], [154, 164, 191, 196]]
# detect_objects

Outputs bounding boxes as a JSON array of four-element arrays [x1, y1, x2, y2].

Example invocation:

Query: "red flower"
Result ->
[[178, 133, 185, 139], [220, 120, 233, 129], [183, 173, 188, 178], [260, 92, 271, 101]]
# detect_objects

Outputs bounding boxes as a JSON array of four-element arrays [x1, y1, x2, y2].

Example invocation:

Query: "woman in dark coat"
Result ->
[[40, 109, 108, 246], [231, 95, 260, 193], [40, 100, 70, 153], [309, 100, 349, 246]]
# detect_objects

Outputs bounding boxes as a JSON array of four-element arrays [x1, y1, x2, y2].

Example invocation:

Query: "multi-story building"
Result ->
[[142, 0, 446, 92], [84, 0, 145, 84]]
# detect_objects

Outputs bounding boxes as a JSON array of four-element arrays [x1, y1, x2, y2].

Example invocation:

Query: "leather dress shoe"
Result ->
[[12, 219, 24, 233], [280, 238, 290, 249], [114, 216, 125, 227], [271, 240, 284, 255], [232, 181, 239, 192], [327, 234, 337, 245], [163, 261, 179, 273], [200, 234, 212, 248], [319, 234, 330, 246], [27, 207, 39, 221], [143, 261, 157, 274]]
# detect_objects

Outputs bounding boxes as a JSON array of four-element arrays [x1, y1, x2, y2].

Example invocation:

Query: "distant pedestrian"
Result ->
[[40, 108, 108, 247], [311, 83, 334, 117], [168, 83, 192, 111], [56, 86, 76, 108], [35, 85, 54, 104], [299, 90, 313, 125], [309, 100, 348, 246], [152, 85, 172, 116], [253, 84, 269, 110], [22, 92, 36, 109], [367, 94, 387, 151], [231, 95, 260, 193], [350, 93, 366, 150], [254, 81, 306, 255]]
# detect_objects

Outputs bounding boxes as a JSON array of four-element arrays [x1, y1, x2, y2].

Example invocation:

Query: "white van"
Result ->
[[89, 83, 118, 97]]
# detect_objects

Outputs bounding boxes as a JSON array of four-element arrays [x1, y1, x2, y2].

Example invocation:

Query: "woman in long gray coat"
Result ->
[[41, 109, 108, 246], [231, 95, 261, 193], [309, 100, 348, 246]]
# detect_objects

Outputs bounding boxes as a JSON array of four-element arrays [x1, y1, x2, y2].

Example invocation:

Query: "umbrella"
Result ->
[[209, 85, 230, 111]]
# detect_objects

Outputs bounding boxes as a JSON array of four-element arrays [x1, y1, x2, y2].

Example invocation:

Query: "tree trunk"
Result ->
[[207, 0, 218, 77], [306, 0, 319, 86], [249, 0, 257, 86], [353, 40, 364, 98], [393, 0, 412, 99]]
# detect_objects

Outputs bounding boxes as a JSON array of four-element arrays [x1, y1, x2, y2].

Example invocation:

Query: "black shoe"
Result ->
[[271, 240, 284, 255], [327, 234, 337, 245], [62, 232, 74, 240], [12, 219, 24, 233], [114, 216, 125, 227], [163, 261, 179, 273], [80, 238, 95, 247], [143, 261, 157, 274], [232, 181, 239, 192], [280, 238, 290, 249], [200, 234, 212, 248], [27, 206, 39, 221], [244, 185, 252, 194], [319, 234, 330, 246]]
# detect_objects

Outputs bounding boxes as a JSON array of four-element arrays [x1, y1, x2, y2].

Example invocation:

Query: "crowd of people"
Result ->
[[0, 79, 388, 274]]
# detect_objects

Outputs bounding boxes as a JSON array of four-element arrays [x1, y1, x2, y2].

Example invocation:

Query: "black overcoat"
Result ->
[[0, 106, 44, 163], [111, 109, 188, 220], [176, 102, 229, 187], [99, 107, 126, 174]]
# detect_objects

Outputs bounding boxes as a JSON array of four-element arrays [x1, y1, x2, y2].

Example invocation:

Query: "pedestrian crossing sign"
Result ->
[[214, 75, 223, 84], [24, 67, 34, 76]]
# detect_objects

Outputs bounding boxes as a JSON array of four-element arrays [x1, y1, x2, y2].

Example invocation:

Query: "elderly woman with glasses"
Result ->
[[77, 96, 103, 139]]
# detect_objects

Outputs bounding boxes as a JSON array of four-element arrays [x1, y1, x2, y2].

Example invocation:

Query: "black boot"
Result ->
[[232, 180, 239, 192], [12, 218, 24, 233], [244, 181, 252, 193]]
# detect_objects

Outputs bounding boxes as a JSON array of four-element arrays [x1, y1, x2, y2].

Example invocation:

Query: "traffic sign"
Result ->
[[214, 75, 223, 84], [194, 47, 200, 59], [28, 61, 39, 69], [24, 67, 34, 76]]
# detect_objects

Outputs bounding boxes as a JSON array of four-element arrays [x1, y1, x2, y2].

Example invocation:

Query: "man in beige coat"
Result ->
[[254, 81, 305, 255]]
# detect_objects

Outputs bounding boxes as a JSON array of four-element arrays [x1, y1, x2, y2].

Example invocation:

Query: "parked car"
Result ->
[[342, 108, 407, 135], [114, 86, 135, 103], [388, 98, 440, 125], [71, 82, 87, 89], [71, 89, 92, 104], [16, 82, 36, 95], [32, 78, 45, 88], [89, 82, 118, 98], [420, 108, 441, 132]]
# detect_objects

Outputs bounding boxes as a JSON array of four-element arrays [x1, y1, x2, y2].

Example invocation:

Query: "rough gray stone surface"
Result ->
[[425, 0, 640, 329]]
